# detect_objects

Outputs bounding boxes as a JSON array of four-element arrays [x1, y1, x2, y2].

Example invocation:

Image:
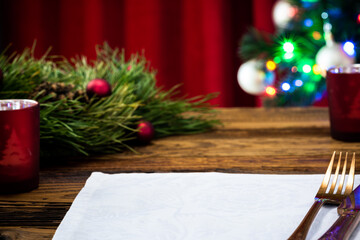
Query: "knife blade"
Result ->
[[318, 184, 360, 240]]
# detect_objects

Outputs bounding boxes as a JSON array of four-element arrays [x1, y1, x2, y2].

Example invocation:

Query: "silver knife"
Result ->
[[318, 184, 360, 240]]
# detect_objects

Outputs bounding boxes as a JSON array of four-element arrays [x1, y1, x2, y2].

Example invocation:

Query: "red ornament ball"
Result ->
[[86, 78, 112, 98], [137, 121, 154, 143]]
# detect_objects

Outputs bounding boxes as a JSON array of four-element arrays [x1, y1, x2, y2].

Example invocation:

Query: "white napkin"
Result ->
[[53, 172, 360, 240]]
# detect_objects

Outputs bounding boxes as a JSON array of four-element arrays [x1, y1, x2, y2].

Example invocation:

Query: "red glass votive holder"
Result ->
[[0, 99, 40, 193], [327, 65, 360, 141]]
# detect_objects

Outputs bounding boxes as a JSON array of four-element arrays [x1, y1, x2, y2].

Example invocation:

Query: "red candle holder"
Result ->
[[327, 65, 360, 141], [0, 99, 40, 193]]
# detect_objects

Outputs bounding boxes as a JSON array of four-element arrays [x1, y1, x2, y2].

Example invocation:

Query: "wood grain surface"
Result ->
[[1, 107, 360, 239]]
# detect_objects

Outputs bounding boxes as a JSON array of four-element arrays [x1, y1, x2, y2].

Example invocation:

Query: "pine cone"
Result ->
[[29, 81, 88, 102]]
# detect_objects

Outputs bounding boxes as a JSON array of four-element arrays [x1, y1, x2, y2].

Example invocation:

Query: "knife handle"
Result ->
[[318, 211, 360, 240], [288, 200, 324, 240]]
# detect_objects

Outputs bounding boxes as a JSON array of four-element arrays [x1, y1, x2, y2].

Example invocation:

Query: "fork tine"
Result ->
[[318, 151, 336, 194], [329, 152, 342, 193], [344, 152, 355, 195], [335, 152, 347, 195], [289, 151, 355, 240]]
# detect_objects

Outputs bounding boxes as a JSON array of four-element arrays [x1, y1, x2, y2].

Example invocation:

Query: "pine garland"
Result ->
[[0, 43, 220, 158]]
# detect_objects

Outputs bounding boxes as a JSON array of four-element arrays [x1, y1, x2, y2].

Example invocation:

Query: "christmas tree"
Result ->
[[238, 0, 360, 106]]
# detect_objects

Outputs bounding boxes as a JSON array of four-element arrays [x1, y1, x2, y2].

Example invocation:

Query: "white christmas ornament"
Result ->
[[272, 0, 298, 29], [315, 43, 355, 72], [237, 60, 267, 95]]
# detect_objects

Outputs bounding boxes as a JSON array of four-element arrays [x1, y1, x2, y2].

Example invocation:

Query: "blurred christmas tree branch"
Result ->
[[237, 0, 360, 106], [239, 28, 275, 61]]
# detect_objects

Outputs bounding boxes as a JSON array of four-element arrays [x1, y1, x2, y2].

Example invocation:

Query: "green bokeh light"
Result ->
[[283, 52, 295, 60], [298, 59, 315, 73], [312, 74, 322, 82], [304, 82, 316, 93], [273, 56, 281, 64]]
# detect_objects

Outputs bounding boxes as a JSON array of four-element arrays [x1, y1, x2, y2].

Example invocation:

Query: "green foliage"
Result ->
[[0, 43, 219, 158]]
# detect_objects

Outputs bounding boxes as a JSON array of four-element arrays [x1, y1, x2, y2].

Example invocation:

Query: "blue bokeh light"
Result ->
[[281, 82, 291, 91], [304, 19, 313, 27], [294, 79, 303, 87], [321, 12, 328, 19]]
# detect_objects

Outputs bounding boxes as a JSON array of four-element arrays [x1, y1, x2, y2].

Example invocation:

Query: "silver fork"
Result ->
[[288, 151, 356, 240]]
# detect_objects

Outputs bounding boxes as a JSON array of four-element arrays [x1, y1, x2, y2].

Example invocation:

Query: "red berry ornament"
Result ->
[[86, 78, 112, 98], [137, 121, 154, 143]]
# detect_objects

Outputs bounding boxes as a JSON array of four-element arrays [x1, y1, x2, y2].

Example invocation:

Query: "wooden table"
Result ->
[[1, 107, 360, 239]]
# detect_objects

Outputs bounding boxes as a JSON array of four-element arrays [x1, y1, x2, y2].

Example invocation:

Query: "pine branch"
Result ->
[[0, 43, 220, 158]]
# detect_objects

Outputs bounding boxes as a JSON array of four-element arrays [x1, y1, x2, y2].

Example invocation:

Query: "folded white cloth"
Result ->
[[53, 172, 360, 240]]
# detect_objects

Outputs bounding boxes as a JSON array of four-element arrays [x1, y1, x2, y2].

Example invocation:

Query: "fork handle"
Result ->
[[288, 200, 324, 240], [318, 211, 360, 240]]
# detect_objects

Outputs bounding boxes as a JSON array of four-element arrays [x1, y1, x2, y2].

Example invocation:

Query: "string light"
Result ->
[[324, 22, 332, 32], [321, 12, 328, 19], [302, 64, 312, 73], [284, 52, 294, 60], [266, 86, 276, 96], [291, 66, 298, 73], [273, 56, 281, 63], [283, 42, 295, 53], [289, 6, 298, 18], [312, 31, 322, 40], [301, 0, 319, 8], [304, 19, 313, 27], [315, 92, 323, 101], [265, 71, 275, 84], [281, 82, 291, 91], [294, 79, 303, 87], [343, 41, 355, 56], [304, 82, 316, 93], [266, 60, 277, 71], [312, 64, 322, 75]]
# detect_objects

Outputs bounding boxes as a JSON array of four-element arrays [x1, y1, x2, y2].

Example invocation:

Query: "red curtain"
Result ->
[[0, 0, 275, 107]]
